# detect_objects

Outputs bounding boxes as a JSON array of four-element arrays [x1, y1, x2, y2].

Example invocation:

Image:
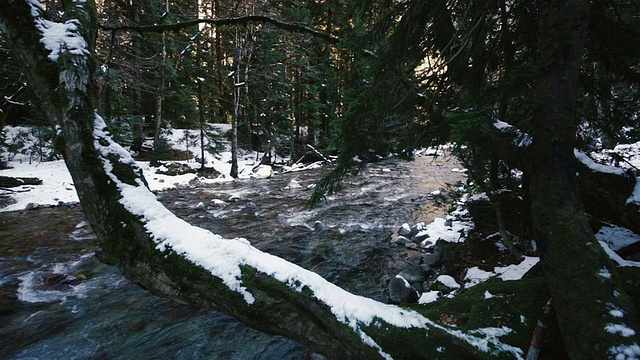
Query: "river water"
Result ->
[[0, 155, 465, 359]]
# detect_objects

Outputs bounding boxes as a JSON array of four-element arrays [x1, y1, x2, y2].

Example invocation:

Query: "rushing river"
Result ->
[[0, 155, 465, 359]]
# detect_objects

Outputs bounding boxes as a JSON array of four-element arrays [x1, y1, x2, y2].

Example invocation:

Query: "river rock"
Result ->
[[155, 162, 196, 176], [389, 275, 418, 304], [391, 235, 410, 245], [398, 223, 412, 236], [285, 179, 302, 190], [25, 203, 39, 210], [420, 263, 432, 274], [405, 254, 423, 267], [411, 281, 424, 294], [45, 273, 85, 288], [423, 252, 442, 267], [404, 242, 419, 250], [313, 221, 326, 231], [391, 261, 408, 272], [210, 198, 227, 207], [398, 266, 425, 284], [413, 230, 430, 243], [410, 222, 427, 237]]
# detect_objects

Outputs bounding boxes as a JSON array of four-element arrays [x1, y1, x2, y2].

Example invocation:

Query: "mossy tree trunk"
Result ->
[[530, 0, 639, 357], [0, 1, 525, 359]]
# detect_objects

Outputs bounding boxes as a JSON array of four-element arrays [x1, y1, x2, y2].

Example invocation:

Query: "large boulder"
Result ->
[[388, 275, 419, 304], [575, 156, 640, 234], [465, 190, 531, 238]]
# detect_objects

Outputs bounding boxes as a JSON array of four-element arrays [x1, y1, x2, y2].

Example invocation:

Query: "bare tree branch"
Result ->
[[100, 15, 340, 44]]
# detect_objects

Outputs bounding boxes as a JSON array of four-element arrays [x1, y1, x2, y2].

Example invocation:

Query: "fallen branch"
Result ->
[[0, 175, 43, 188]]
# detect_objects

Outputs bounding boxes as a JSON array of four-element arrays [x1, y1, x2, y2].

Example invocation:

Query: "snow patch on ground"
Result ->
[[418, 290, 441, 304], [435, 275, 460, 290], [1, 161, 78, 211], [464, 257, 540, 288], [605, 323, 637, 338], [1, 125, 279, 211]]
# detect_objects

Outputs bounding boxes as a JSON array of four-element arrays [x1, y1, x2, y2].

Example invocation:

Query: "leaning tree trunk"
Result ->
[[529, 0, 639, 357], [0, 1, 526, 359]]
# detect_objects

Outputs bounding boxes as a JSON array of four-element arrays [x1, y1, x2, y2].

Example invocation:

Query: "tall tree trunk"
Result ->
[[530, 0, 639, 357], [213, 0, 225, 123], [230, 27, 241, 178], [130, 0, 144, 153], [151, 0, 168, 167], [198, 79, 206, 170]]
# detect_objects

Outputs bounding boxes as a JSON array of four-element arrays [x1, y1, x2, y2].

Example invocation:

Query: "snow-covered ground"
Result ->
[[0, 124, 303, 211]]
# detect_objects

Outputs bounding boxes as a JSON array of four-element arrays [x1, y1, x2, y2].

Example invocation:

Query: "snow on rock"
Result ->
[[627, 181, 640, 205], [596, 224, 640, 251], [418, 290, 441, 304], [493, 120, 513, 130], [470, 326, 513, 338], [285, 179, 303, 190], [434, 275, 461, 290], [495, 257, 539, 281], [398, 223, 412, 236], [137, 162, 198, 191], [599, 268, 612, 279], [420, 217, 472, 248], [574, 149, 627, 176], [610, 309, 625, 318], [599, 241, 640, 268], [464, 267, 495, 288]]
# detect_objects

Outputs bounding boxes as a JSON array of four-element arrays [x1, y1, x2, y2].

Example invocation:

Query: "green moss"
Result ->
[[406, 278, 565, 359]]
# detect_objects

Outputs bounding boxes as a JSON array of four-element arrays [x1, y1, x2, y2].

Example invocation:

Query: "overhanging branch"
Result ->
[[100, 15, 340, 44]]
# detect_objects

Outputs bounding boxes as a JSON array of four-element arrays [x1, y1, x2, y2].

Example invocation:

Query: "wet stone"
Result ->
[[398, 266, 425, 284]]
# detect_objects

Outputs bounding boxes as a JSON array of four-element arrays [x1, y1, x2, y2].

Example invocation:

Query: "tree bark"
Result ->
[[230, 27, 240, 178], [530, 0, 640, 357], [150, 0, 168, 167]]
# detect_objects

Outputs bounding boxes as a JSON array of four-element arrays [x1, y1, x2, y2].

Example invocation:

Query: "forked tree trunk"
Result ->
[[529, 0, 639, 357]]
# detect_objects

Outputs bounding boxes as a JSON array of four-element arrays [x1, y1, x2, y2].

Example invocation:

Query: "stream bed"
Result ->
[[0, 155, 465, 359]]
